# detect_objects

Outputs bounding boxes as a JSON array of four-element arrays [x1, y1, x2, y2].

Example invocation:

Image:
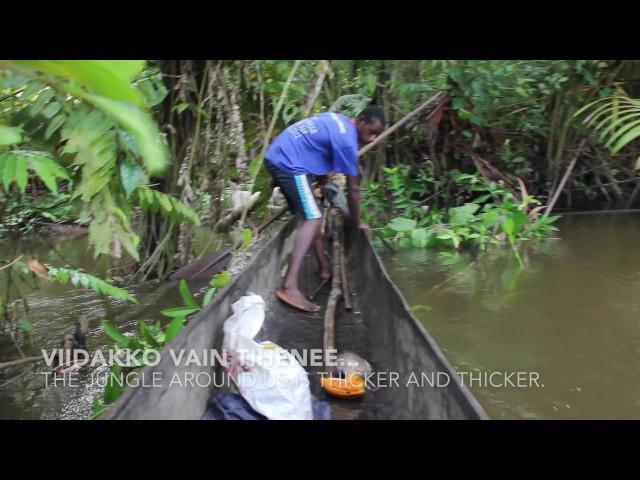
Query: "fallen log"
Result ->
[[213, 192, 261, 232]]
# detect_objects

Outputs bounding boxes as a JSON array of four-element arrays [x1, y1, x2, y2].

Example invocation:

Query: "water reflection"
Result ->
[[383, 213, 640, 419], [0, 226, 228, 419]]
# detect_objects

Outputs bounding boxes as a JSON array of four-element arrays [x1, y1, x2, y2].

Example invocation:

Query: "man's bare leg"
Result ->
[[278, 218, 322, 312], [314, 230, 331, 279]]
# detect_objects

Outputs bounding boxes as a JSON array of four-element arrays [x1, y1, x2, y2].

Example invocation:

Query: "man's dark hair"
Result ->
[[358, 105, 386, 127]]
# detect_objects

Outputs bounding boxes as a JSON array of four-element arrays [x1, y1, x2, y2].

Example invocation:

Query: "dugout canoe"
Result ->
[[104, 216, 488, 420]]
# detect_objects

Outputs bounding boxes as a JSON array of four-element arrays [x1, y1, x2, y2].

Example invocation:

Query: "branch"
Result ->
[[304, 60, 330, 116], [0, 255, 24, 273], [544, 139, 588, 217], [0, 87, 26, 103], [0, 356, 43, 371], [340, 233, 352, 310], [323, 212, 342, 356], [358, 92, 446, 157], [237, 61, 302, 231]]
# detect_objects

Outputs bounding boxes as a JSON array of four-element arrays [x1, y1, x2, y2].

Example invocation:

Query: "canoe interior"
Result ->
[[105, 217, 488, 420]]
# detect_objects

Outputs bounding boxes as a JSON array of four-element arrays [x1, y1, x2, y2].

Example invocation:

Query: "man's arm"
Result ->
[[333, 143, 369, 230]]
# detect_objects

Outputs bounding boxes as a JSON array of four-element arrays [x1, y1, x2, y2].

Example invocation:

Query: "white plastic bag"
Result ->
[[223, 294, 265, 355], [223, 294, 313, 420]]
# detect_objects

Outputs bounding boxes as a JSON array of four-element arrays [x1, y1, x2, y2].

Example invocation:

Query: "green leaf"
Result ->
[[158, 192, 173, 213], [474, 194, 492, 203], [101, 320, 132, 348], [133, 187, 199, 225], [141, 187, 153, 207], [510, 210, 529, 235], [38, 155, 69, 179], [111, 207, 128, 225], [367, 75, 376, 95], [108, 60, 146, 82], [118, 231, 140, 262], [449, 203, 480, 224], [202, 287, 217, 307], [329, 94, 371, 117], [411, 304, 431, 312], [30, 157, 59, 194], [29, 89, 54, 117], [79, 92, 168, 177], [45, 114, 66, 140], [502, 218, 515, 236], [140, 321, 160, 348], [42, 102, 61, 119], [163, 316, 185, 344], [437, 232, 460, 248], [13, 60, 145, 105], [398, 237, 412, 248], [174, 103, 189, 114], [47, 265, 137, 302], [210, 271, 231, 288], [146, 322, 161, 337], [161, 307, 199, 318], [2, 154, 16, 191], [56, 269, 69, 283], [22, 80, 46, 98], [458, 108, 471, 120], [241, 228, 253, 250], [387, 217, 417, 233], [470, 113, 485, 126], [120, 160, 145, 197], [92, 395, 106, 418], [596, 112, 640, 144], [17, 318, 33, 334], [136, 75, 169, 108], [410, 228, 429, 248], [103, 364, 124, 405], [482, 210, 500, 227], [126, 336, 144, 352], [611, 124, 640, 154], [179, 279, 198, 309], [118, 129, 140, 156]]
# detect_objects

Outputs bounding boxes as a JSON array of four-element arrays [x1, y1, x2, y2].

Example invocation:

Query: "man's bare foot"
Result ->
[[276, 287, 321, 313]]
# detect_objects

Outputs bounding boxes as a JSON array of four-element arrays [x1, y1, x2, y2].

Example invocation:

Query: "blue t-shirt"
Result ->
[[265, 112, 359, 176]]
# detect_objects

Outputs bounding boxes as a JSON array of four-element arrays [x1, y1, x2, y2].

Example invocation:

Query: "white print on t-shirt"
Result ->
[[287, 118, 319, 139], [329, 113, 347, 134]]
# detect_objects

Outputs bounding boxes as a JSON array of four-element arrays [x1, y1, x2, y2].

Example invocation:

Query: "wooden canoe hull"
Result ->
[[104, 218, 487, 420]]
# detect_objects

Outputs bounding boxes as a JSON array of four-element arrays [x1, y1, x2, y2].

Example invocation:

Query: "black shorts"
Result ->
[[265, 159, 323, 220]]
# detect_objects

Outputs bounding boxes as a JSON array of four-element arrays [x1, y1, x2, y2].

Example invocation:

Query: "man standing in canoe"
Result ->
[[265, 106, 385, 313]]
